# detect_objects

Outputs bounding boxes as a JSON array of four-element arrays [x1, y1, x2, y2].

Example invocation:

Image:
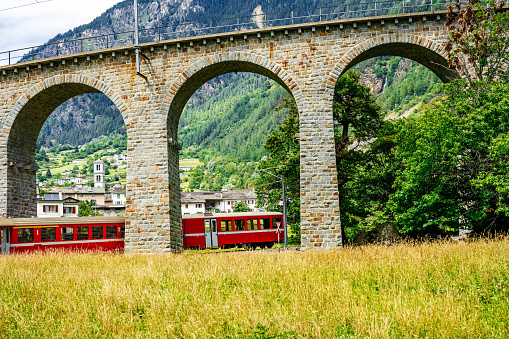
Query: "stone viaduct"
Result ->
[[0, 9, 456, 253]]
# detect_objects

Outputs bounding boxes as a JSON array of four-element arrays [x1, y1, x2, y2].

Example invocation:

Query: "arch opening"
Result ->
[[339, 42, 458, 83], [6, 82, 127, 218], [332, 41, 458, 244], [167, 60, 295, 138], [166, 58, 301, 247]]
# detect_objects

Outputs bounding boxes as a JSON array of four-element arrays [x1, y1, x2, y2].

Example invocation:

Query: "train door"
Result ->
[[204, 219, 218, 248], [1, 228, 10, 255]]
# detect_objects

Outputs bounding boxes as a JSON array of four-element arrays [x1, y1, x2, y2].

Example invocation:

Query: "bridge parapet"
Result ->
[[0, 0, 456, 68]]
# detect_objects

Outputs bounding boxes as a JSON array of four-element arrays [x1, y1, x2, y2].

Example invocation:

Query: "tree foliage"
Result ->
[[446, 0, 509, 85], [255, 99, 300, 228], [233, 201, 251, 212], [79, 200, 99, 217]]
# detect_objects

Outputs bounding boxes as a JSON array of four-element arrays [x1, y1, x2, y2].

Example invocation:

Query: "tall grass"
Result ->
[[0, 238, 508, 338]]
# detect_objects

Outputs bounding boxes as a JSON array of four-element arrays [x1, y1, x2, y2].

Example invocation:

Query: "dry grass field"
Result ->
[[0, 238, 508, 338]]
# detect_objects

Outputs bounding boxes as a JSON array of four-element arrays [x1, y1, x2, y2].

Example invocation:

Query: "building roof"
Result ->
[[111, 187, 126, 194], [41, 194, 79, 204], [44, 193, 60, 200], [180, 189, 257, 204], [51, 187, 106, 194]]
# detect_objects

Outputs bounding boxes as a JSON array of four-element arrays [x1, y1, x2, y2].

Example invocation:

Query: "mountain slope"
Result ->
[[36, 0, 444, 163]]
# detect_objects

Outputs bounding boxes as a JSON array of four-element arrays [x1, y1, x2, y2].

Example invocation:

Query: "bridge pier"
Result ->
[[299, 92, 342, 249]]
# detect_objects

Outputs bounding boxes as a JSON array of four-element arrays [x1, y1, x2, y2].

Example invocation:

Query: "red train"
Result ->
[[0, 217, 125, 254], [0, 212, 284, 254], [183, 212, 284, 249]]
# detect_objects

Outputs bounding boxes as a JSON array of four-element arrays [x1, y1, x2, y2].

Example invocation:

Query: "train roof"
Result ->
[[0, 216, 125, 227], [182, 211, 283, 219]]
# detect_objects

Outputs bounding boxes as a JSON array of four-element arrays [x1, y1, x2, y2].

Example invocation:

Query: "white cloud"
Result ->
[[0, 0, 123, 53]]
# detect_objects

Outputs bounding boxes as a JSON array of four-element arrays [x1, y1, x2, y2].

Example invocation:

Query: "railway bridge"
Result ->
[[0, 5, 457, 253]]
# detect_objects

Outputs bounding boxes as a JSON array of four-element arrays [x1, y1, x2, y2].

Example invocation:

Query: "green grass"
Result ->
[[179, 158, 203, 167], [0, 238, 508, 338]]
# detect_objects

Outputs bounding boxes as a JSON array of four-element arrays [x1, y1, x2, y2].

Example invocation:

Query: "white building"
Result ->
[[181, 189, 259, 215], [93, 159, 105, 188], [113, 153, 128, 162], [37, 193, 79, 218], [111, 187, 126, 205]]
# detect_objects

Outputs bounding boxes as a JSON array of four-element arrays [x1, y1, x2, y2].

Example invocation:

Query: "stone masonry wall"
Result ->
[[0, 11, 453, 251]]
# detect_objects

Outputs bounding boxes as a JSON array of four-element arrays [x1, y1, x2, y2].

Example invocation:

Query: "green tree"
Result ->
[[233, 201, 251, 212], [255, 99, 300, 228], [79, 200, 97, 217], [333, 70, 391, 241], [389, 81, 509, 235], [445, 0, 509, 85], [46, 168, 52, 179]]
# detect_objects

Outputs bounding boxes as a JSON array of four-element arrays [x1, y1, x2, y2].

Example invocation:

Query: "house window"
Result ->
[[227, 201, 230, 205], [92, 194, 95, 197], [196, 204, 202, 208], [117, 194, 120, 199], [43, 205, 57, 213], [185, 204, 188, 209], [64, 207, 76, 214]]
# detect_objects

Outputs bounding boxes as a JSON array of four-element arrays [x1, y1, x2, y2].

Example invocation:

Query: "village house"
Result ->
[[37, 193, 79, 218], [181, 189, 259, 214]]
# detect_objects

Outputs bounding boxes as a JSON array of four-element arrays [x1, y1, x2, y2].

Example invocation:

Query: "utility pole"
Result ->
[[258, 167, 288, 248], [134, 0, 141, 75]]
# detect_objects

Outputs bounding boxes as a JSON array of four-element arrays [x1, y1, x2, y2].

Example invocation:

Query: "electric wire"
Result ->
[[0, 0, 53, 13]]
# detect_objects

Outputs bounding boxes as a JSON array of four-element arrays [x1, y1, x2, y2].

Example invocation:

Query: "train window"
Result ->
[[234, 219, 245, 231], [261, 218, 271, 229], [221, 220, 232, 232], [273, 218, 282, 229], [92, 226, 103, 239], [17, 228, 34, 243], [77, 226, 89, 240], [106, 226, 117, 238], [121, 225, 125, 238], [247, 219, 258, 230], [41, 228, 56, 242], [61, 227, 74, 241]]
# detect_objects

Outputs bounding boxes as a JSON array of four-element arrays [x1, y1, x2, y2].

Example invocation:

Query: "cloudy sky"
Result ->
[[0, 0, 123, 53]]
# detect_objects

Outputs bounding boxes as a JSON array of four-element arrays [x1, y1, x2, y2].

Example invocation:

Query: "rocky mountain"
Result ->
[[35, 0, 442, 161]]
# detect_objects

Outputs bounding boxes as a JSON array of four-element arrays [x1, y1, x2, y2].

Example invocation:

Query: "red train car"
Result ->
[[0, 217, 125, 255], [0, 212, 284, 254], [183, 212, 284, 249]]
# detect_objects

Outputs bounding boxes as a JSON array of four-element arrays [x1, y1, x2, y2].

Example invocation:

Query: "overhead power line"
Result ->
[[0, 0, 53, 13]]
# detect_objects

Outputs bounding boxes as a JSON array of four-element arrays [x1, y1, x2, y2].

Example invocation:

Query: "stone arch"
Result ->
[[2, 74, 128, 217], [161, 52, 302, 139], [326, 34, 459, 92], [159, 53, 304, 247]]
